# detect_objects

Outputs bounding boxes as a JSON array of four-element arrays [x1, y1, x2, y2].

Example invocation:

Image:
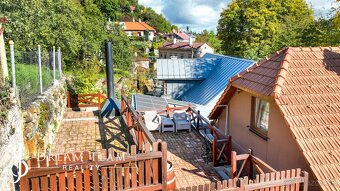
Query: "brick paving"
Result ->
[[52, 109, 221, 189], [51, 109, 133, 154], [152, 131, 221, 189]]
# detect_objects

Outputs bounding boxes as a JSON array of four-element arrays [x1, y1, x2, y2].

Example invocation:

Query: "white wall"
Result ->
[[198, 44, 214, 57]]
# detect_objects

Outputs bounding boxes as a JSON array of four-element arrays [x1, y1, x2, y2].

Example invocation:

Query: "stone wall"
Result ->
[[0, 95, 23, 191], [23, 79, 67, 158], [0, 79, 67, 191]]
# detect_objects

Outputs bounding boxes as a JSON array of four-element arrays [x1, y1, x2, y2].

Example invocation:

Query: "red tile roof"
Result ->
[[210, 47, 340, 191], [123, 22, 156, 31], [159, 42, 206, 50], [175, 31, 190, 40]]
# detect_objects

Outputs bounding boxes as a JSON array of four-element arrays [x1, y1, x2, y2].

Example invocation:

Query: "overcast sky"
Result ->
[[139, 0, 339, 32]]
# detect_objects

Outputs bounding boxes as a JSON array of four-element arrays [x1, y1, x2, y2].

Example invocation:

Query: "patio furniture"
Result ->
[[161, 117, 175, 132], [142, 111, 161, 132], [173, 112, 191, 132]]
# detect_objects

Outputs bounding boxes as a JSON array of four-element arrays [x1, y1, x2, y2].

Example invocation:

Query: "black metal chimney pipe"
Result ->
[[105, 41, 114, 99]]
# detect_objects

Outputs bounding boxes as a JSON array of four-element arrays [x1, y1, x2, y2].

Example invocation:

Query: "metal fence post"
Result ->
[[38, 45, 43, 95], [57, 47, 62, 78], [52, 46, 56, 83], [9, 40, 16, 91]]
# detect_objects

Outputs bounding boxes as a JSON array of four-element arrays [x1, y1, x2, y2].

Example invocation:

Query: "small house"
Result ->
[[209, 47, 340, 191], [157, 53, 255, 117], [159, 40, 213, 59], [120, 21, 156, 41]]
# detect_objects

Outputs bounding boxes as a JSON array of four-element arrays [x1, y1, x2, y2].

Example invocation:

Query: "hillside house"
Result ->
[[162, 29, 195, 43], [159, 39, 213, 59], [120, 21, 156, 41], [209, 47, 340, 191]]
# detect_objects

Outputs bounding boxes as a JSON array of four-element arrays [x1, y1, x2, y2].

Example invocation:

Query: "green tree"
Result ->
[[196, 30, 222, 53], [217, 0, 314, 60], [107, 23, 133, 70], [141, 7, 172, 33], [0, 0, 107, 68]]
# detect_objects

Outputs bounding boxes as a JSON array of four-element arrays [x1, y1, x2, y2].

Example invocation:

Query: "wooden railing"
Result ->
[[20, 142, 175, 191], [156, 105, 232, 167], [187, 107, 232, 166], [231, 150, 277, 179], [176, 168, 309, 191], [67, 91, 106, 109], [121, 95, 156, 152]]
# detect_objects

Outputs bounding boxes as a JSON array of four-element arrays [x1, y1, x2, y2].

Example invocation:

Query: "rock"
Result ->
[[22, 111, 33, 123], [23, 122, 37, 140], [27, 104, 40, 115]]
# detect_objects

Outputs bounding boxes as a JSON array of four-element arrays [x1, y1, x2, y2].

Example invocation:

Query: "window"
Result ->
[[251, 97, 269, 139]]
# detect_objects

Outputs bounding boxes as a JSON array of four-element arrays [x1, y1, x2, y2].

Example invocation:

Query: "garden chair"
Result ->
[[173, 112, 191, 132]]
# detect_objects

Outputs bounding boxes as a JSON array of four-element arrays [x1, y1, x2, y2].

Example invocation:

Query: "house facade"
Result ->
[[159, 41, 213, 59], [162, 30, 195, 43], [120, 21, 156, 41], [209, 47, 340, 191]]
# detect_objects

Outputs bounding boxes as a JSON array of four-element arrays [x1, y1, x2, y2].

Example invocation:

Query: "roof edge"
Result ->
[[203, 53, 254, 64], [270, 47, 292, 99]]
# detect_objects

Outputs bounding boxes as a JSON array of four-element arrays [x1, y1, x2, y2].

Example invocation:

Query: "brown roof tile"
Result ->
[[123, 22, 156, 31], [159, 42, 206, 50], [210, 47, 340, 191]]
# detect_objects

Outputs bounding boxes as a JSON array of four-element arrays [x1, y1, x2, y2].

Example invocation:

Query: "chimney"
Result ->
[[189, 36, 193, 46], [138, 18, 141, 22], [173, 38, 177, 44], [133, 17, 135, 22], [100, 40, 120, 118]]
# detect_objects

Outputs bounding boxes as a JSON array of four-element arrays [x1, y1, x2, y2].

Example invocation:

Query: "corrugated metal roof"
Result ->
[[180, 53, 254, 105], [132, 94, 196, 112], [156, 58, 217, 80], [132, 94, 167, 111]]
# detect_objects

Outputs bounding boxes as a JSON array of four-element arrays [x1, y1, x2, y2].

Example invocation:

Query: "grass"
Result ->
[[14, 63, 54, 107]]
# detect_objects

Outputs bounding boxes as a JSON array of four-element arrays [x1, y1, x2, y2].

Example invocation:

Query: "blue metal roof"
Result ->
[[180, 53, 255, 105], [156, 58, 217, 80]]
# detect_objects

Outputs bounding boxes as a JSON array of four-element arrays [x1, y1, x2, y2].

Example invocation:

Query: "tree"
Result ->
[[94, 0, 172, 33], [0, 0, 107, 68], [217, 0, 314, 60], [141, 7, 172, 33], [107, 23, 133, 70], [196, 30, 222, 53]]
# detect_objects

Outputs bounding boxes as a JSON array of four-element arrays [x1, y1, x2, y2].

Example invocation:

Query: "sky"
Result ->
[[139, 0, 339, 32]]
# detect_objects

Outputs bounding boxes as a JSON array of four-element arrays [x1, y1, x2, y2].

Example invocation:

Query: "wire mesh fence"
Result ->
[[9, 46, 62, 108]]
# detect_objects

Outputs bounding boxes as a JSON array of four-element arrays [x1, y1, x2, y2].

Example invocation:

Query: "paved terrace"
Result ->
[[152, 131, 221, 189], [52, 109, 221, 189], [52, 109, 133, 154]]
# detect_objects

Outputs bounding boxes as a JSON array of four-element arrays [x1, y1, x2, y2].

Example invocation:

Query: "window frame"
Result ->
[[250, 96, 270, 140]]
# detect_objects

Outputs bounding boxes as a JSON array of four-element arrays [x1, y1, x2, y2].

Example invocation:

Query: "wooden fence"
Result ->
[[67, 91, 106, 109], [20, 141, 175, 191], [230, 151, 277, 179], [121, 95, 156, 152], [176, 168, 308, 191]]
